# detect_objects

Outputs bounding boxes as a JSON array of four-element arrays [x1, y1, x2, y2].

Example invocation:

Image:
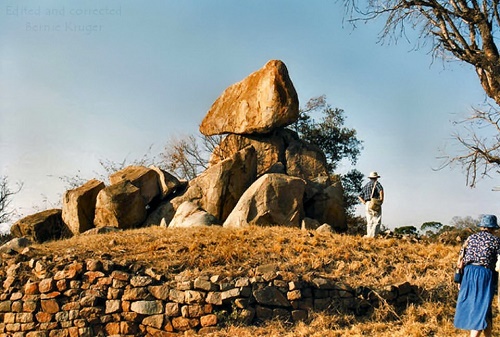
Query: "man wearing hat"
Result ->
[[358, 171, 384, 237], [454, 214, 500, 337]]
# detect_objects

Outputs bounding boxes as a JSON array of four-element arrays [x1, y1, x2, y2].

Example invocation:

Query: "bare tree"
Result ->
[[345, 0, 500, 186], [0, 176, 23, 225], [158, 135, 223, 180]]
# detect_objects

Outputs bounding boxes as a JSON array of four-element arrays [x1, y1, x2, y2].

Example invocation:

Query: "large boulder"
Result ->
[[94, 180, 147, 229], [149, 166, 181, 199], [285, 136, 330, 183], [304, 178, 347, 232], [199, 60, 299, 136], [209, 130, 286, 176], [10, 209, 71, 243], [62, 179, 105, 235], [209, 128, 330, 181], [171, 146, 257, 222], [142, 201, 176, 227], [223, 173, 306, 228], [168, 201, 220, 228], [109, 166, 161, 205]]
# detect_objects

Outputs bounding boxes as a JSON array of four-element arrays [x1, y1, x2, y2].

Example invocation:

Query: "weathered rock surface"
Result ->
[[200, 60, 299, 136], [109, 166, 161, 205], [168, 201, 219, 228], [0, 237, 32, 253], [94, 181, 147, 229], [172, 146, 257, 222], [62, 179, 105, 235], [209, 128, 330, 182], [149, 165, 181, 199], [223, 173, 306, 228], [209, 130, 286, 176], [304, 178, 347, 232], [10, 209, 70, 243], [285, 136, 330, 182]]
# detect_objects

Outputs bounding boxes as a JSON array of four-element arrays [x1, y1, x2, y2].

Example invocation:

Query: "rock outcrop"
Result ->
[[10, 209, 70, 243], [10, 59, 348, 238], [94, 181, 147, 229], [171, 146, 257, 223], [62, 179, 105, 235], [223, 174, 306, 228], [199, 60, 299, 136]]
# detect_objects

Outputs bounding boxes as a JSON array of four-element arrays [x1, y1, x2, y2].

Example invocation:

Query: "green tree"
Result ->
[[421, 221, 443, 232], [290, 95, 364, 214], [421, 221, 443, 236], [345, 0, 500, 187], [394, 225, 418, 235]]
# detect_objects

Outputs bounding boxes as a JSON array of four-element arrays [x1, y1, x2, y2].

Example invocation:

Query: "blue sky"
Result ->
[[1, 0, 496, 232]]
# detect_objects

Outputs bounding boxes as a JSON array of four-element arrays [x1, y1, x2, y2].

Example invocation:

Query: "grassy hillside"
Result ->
[[25, 225, 498, 336]]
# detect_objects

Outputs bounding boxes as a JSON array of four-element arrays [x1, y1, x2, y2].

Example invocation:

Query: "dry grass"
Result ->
[[26, 226, 500, 336]]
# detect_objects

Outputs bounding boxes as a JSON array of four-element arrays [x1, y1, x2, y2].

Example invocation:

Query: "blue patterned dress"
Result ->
[[454, 230, 500, 331]]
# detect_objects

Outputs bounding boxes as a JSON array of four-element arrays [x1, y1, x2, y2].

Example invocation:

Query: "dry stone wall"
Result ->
[[0, 256, 419, 336]]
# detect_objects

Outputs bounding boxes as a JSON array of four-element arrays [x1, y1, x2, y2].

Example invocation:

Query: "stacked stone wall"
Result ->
[[0, 258, 419, 336]]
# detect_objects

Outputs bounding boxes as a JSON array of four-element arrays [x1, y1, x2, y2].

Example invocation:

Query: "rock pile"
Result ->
[[0, 255, 419, 336], [10, 59, 347, 243]]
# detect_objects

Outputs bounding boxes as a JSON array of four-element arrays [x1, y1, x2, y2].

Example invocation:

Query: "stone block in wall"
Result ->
[[141, 314, 164, 329], [11, 301, 22, 313], [105, 300, 121, 314], [121, 311, 142, 323], [200, 314, 217, 327], [297, 298, 314, 310], [148, 285, 169, 301], [130, 300, 163, 315], [221, 288, 240, 302], [255, 305, 273, 320], [26, 331, 49, 337], [165, 302, 180, 317], [168, 290, 185, 304], [24, 281, 40, 295], [104, 322, 120, 335], [185, 290, 204, 304], [234, 277, 250, 288], [205, 292, 222, 305], [273, 308, 291, 321], [311, 277, 336, 290], [23, 300, 38, 313], [237, 308, 255, 325], [111, 270, 130, 282], [0, 301, 11, 312], [171, 316, 199, 331], [313, 289, 329, 299], [79, 307, 103, 324], [253, 286, 291, 307], [291, 309, 308, 322], [194, 277, 216, 292], [40, 299, 59, 314], [287, 290, 302, 301], [314, 298, 332, 311], [130, 276, 153, 288], [122, 287, 151, 301], [53, 262, 84, 281], [4, 313, 14, 324], [107, 287, 123, 300], [240, 286, 252, 298], [38, 278, 55, 294]]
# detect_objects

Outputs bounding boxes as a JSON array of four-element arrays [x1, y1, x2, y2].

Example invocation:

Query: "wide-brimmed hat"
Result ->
[[478, 214, 500, 229], [368, 171, 380, 179]]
